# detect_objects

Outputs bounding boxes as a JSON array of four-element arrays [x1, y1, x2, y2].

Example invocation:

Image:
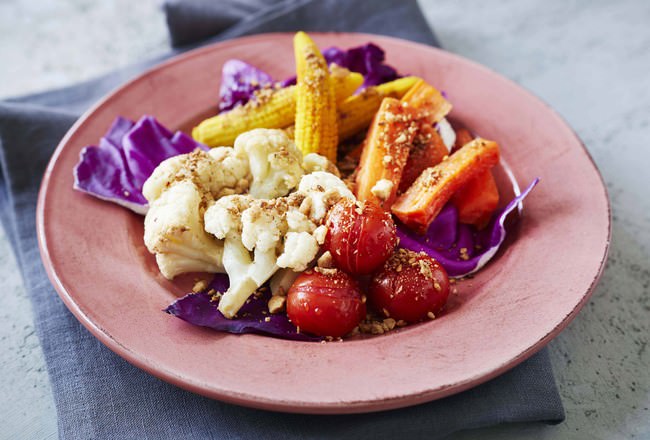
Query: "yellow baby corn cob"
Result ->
[[338, 76, 420, 140], [192, 68, 361, 148], [330, 65, 363, 104], [192, 85, 296, 147], [293, 31, 338, 161]]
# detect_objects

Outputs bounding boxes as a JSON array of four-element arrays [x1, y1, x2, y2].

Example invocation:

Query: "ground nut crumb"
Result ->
[[383, 318, 396, 331], [314, 266, 338, 276], [192, 279, 208, 293], [267, 295, 286, 314], [317, 251, 334, 268], [299, 196, 313, 216], [370, 178, 394, 201], [427, 311, 436, 320], [313, 225, 328, 245], [396, 319, 408, 327], [418, 259, 434, 279]]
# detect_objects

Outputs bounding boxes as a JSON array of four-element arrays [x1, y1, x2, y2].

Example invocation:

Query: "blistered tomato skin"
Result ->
[[368, 250, 450, 323], [286, 269, 366, 337], [324, 199, 397, 275]]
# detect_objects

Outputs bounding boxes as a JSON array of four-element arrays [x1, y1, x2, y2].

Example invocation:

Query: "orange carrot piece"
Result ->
[[398, 123, 448, 193], [392, 138, 500, 233], [452, 170, 499, 228], [400, 79, 452, 124], [453, 127, 474, 152], [355, 97, 420, 210]]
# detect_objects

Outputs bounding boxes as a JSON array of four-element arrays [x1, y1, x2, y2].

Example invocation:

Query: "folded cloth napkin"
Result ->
[[0, 0, 564, 438]]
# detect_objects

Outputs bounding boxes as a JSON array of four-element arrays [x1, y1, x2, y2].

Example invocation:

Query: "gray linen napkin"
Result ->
[[0, 1, 564, 438]]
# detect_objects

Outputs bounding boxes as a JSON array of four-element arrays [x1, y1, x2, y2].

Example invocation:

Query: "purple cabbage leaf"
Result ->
[[322, 43, 399, 88], [73, 115, 207, 215], [165, 274, 322, 342], [225, 43, 400, 108], [397, 178, 539, 277], [218, 59, 273, 112]]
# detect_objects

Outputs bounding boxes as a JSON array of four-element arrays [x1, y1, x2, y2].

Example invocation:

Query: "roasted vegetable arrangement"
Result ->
[[73, 32, 538, 341]]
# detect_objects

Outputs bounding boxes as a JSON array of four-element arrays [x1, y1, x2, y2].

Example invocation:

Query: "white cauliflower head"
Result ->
[[234, 129, 304, 199], [240, 199, 289, 252], [297, 171, 355, 223], [143, 180, 224, 279], [142, 148, 249, 203], [276, 232, 319, 272], [203, 194, 253, 240], [302, 153, 341, 177]]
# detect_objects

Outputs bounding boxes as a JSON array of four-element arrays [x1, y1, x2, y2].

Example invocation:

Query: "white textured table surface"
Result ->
[[1, 1, 648, 439]]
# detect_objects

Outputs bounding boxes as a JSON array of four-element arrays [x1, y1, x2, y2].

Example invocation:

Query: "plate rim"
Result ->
[[36, 31, 611, 414]]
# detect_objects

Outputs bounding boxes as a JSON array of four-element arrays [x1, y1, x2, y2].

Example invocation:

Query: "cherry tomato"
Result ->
[[324, 199, 397, 275], [368, 249, 450, 323], [287, 269, 366, 337]]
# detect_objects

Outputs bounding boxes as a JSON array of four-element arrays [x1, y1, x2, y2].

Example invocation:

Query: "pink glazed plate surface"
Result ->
[[36, 33, 610, 414]]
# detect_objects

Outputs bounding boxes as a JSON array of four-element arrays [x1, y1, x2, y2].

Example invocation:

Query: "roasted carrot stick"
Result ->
[[400, 79, 452, 124], [453, 127, 474, 152], [398, 123, 448, 193], [354, 97, 421, 210], [392, 138, 500, 233], [452, 169, 500, 228]]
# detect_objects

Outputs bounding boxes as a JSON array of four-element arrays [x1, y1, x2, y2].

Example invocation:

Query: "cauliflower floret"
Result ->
[[302, 153, 341, 177], [276, 232, 319, 272], [241, 199, 289, 252], [142, 149, 249, 203], [218, 237, 278, 317], [143, 149, 249, 280], [234, 129, 304, 199], [297, 171, 355, 222], [143, 180, 224, 279], [204, 196, 288, 318], [204, 194, 253, 240], [286, 210, 316, 234]]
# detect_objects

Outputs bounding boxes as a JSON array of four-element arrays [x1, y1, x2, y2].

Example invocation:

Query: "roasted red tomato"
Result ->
[[368, 249, 450, 323], [286, 269, 366, 337], [324, 199, 397, 275]]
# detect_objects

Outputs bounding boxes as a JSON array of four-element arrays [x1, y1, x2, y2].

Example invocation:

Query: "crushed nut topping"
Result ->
[[267, 295, 286, 314], [192, 279, 209, 293]]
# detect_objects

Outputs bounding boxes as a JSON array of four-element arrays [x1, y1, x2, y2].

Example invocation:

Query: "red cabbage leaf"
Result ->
[[218, 59, 273, 112], [73, 115, 207, 214], [164, 274, 321, 342], [397, 179, 539, 277]]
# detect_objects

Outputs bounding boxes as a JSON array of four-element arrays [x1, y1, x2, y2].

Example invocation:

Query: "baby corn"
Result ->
[[192, 85, 296, 147], [338, 76, 419, 140], [330, 65, 363, 104], [192, 68, 361, 148], [293, 31, 338, 161]]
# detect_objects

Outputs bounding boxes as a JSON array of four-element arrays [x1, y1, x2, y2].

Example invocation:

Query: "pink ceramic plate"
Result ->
[[36, 33, 610, 414]]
